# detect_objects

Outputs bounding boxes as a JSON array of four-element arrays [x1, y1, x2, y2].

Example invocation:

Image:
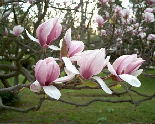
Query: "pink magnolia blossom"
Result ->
[[63, 0, 68, 6], [101, 0, 109, 4], [49, 28, 84, 57], [115, 6, 123, 16], [122, 9, 130, 19], [26, 18, 62, 48], [139, 32, 146, 39], [108, 54, 145, 87], [147, 34, 155, 41], [146, 0, 155, 5], [101, 30, 106, 35], [134, 23, 139, 28], [10, 25, 24, 37], [144, 8, 155, 13], [64, 28, 84, 58], [144, 12, 154, 23], [56, 2, 60, 7], [62, 49, 112, 94], [30, 57, 61, 100], [96, 15, 104, 26], [147, 41, 150, 47], [29, 0, 35, 4], [5, 27, 8, 36], [4, 11, 10, 18]]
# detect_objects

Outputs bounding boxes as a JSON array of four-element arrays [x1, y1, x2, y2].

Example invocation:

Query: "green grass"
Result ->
[[0, 70, 155, 123]]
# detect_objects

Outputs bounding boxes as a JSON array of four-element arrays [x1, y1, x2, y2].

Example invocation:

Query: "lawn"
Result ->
[[0, 70, 155, 123]]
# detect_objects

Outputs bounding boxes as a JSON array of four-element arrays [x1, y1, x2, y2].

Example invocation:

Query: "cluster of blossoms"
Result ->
[[18, 18, 145, 100]]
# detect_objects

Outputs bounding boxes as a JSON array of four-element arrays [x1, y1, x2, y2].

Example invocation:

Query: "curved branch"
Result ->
[[0, 96, 45, 113], [0, 65, 17, 71], [0, 83, 31, 93]]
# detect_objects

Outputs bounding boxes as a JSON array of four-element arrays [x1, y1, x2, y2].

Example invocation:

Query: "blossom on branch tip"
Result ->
[[26, 18, 62, 48], [30, 57, 61, 100], [5, 28, 8, 36], [122, 9, 130, 19], [108, 54, 145, 87], [144, 12, 154, 23], [147, 34, 155, 41], [62, 49, 112, 94], [60, 28, 84, 58], [96, 15, 104, 26], [10, 25, 24, 37]]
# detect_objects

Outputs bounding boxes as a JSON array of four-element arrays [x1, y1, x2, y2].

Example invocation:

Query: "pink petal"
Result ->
[[64, 28, 71, 50], [112, 55, 129, 70], [125, 60, 145, 74], [92, 76, 112, 94], [43, 85, 61, 100], [36, 19, 54, 47], [68, 41, 84, 57], [46, 18, 62, 44], [117, 55, 135, 75], [45, 59, 60, 85], [80, 50, 105, 79], [35, 60, 47, 86]]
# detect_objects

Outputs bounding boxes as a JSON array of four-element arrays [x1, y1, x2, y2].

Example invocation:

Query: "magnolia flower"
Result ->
[[96, 16, 104, 26], [63, 0, 68, 6], [101, 30, 106, 35], [101, 0, 109, 4], [5, 28, 8, 36], [122, 9, 130, 19], [64, 28, 84, 57], [139, 32, 146, 39], [62, 49, 112, 94], [115, 6, 123, 16], [29, 0, 35, 4], [26, 18, 62, 48], [147, 34, 155, 41], [144, 8, 155, 13], [4, 11, 10, 17], [30, 57, 61, 100], [144, 12, 154, 23], [49, 28, 84, 58], [10, 25, 24, 37], [108, 54, 145, 87], [146, 0, 155, 5], [147, 41, 149, 48]]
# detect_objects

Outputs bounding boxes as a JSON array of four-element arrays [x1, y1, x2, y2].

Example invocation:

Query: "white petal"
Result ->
[[92, 76, 112, 94], [54, 58, 61, 61], [20, 35, 24, 39], [130, 69, 143, 77], [62, 57, 79, 74], [10, 30, 14, 35], [30, 80, 41, 92], [59, 39, 63, 48], [43, 85, 61, 100], [103, 56, 110, 68], [54, 73, 75, 84], [48, 45, 60, 50], [119, 74, 141, 87], [25, 29, 39, 42]]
